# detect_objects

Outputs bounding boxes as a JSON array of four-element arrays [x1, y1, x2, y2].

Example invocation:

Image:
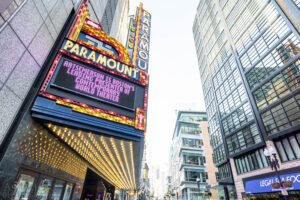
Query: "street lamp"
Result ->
[[196, 177, 200, 191], [264, 146, 291, 199]]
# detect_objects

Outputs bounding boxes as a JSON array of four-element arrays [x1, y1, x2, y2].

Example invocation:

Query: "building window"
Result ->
[[240, 5, 290, 70], [222, 102, 253, 135], [179, 114, 207, 122], [213, 145, 226, 165], [210, 129, 222, 148], [275, 133, 300, 162], [252, 39, 300, 111], [182, 138, 203, 148], [292, 0, 300, 9], [179, 123, 202, 135], [184, 169, 207, 182], [183, 153, 206, 166], [215, 68, 241, 103], [261, 93, 300, 135], [217, 163, 231, 180], [226, 123, 261, 155], [248, 33, 300, 90], [218, 85, 247, 118], [234, 148, 268, 174]]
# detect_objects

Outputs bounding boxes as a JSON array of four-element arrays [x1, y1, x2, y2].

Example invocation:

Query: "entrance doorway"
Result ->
[[81, 169, 115, 200], [12, 168, 74, 200]]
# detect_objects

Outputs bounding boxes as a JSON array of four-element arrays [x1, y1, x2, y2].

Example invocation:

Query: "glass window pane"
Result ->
[[238, 159, 244, 174], [255, 150, 263, 168], [289, 136, 300, 159], [296, 133, 300, 145], [51, 181, 65, 200], [275, 141, 288, 162], [13, 174, 35, 200], [63, 183, 73, 200], [36, 178, 53, 200], [259, 149, 268, 167], [282, 138, 296, 160], [235, 159, 241, 174]]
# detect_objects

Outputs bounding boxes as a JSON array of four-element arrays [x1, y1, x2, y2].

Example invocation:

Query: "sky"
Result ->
[[129, 0, 206, 170]]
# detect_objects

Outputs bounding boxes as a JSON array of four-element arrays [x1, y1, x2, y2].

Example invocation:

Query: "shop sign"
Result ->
[[125, 3, 151, 73], [245, 171, 300, 193], [62, 39, 140, 81], [135, 8, 151, 72]]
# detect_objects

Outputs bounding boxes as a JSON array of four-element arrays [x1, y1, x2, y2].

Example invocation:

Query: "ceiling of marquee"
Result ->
[[45, 123, 142, 190]]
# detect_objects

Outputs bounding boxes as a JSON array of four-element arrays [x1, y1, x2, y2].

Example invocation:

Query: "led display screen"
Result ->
[[52, 58, 136, 109]]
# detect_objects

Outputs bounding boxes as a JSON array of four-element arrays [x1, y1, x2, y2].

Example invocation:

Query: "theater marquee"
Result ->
[[32, 2, 149, 140]]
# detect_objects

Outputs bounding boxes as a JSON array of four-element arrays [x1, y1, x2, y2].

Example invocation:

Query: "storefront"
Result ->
[[0, 1, 151, 200], [242, 167, 300, 200]]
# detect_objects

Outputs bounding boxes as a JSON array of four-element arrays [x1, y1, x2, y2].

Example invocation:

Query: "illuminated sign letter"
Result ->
[[124, 65, 132, 77], [139, 50, 148, 60], [79, 46, 88, 58], [63, 40, 74, 50], [107, 58, 116, 69], [142, 18, 150, 26], [140, 40, 149, 51], [142, 24, 149, 34], [132, 68, 138, 79], [117, 62, 124, 73], [87, 51, 96, 62], [70, 44, 80, 55], [97, 54, 107, 66], [138, 59, 147, 71]]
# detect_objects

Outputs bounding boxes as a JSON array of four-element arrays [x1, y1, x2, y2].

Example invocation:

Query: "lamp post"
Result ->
[[264, 146, 289, 199], [196, 177, 201, 200], [196, 177, 200, 191]]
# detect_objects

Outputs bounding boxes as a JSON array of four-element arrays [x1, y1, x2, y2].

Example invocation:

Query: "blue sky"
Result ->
[[130, 0, 205, 167]]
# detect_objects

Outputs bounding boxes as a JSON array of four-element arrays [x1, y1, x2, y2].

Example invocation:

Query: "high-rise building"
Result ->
[[168, 111, 220, 200], [193, 0, 300, 199], [87, 0, 129, 45], [0, 0, 151, 199]]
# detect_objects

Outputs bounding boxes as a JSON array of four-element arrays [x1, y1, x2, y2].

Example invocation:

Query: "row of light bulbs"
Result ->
[[48, 123, 136, 190]]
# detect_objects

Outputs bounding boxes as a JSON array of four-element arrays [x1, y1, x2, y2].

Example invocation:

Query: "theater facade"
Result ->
[[0, 1, 151, 200]]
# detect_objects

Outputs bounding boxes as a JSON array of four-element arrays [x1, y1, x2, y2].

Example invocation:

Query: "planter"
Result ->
[[283, 180, 293, 187], [271, 182, 280, 189]]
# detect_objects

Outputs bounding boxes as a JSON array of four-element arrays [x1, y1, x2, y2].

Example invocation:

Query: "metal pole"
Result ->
[[273, 158, 288, 200]]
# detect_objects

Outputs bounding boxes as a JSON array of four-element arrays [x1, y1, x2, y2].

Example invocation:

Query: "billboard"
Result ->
[[52, 58, 137, 110], [32, 2, 149, 140], [125, 3, 151, 73]]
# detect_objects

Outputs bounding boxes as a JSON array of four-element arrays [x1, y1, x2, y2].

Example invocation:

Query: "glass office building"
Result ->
[[193, 0, 300, 199]]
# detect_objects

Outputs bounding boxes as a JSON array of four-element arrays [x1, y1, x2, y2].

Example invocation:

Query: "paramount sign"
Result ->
[[136, 8, 151, 72], [126, 3, 151, 73]]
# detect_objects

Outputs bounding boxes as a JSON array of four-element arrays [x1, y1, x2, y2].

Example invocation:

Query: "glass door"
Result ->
[[12, 168, 75, 200], [62, 183, 73, 200], [50, 180, 65, 200], [13, 173, 37, 200], [35, 177, 53, 200]]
